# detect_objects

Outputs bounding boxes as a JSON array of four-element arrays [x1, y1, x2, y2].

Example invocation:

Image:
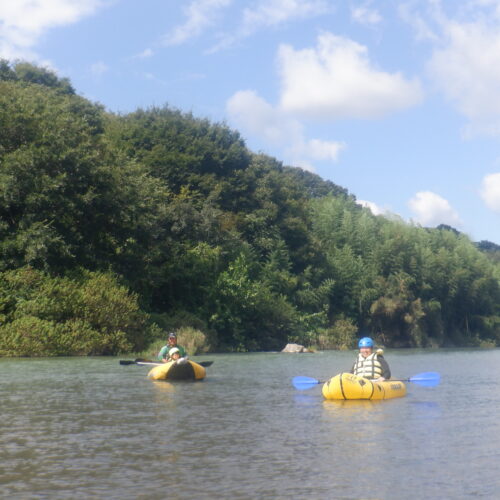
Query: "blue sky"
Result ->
[[2, 1, 500, 244]]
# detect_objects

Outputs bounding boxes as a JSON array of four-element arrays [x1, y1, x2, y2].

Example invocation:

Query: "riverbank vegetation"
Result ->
[[1, 60, 500, 355]]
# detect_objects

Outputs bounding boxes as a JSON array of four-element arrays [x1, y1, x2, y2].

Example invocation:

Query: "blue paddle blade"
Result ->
[[292, 376, 321, 390], [408, 372, 441, 387]]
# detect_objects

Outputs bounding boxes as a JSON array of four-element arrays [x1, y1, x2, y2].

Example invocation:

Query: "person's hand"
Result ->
[[374, 376, 385, 381]]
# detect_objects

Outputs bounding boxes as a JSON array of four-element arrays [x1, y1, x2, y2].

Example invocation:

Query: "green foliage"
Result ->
[[0, 59, 75, 94], [0, 79, 108, 269], [105, 106, 251, 197], [177, 326, 211, 354], [0, 316, 128, 357], [316, 318, 358, 350], [141, 326, 210, 359], [209, 252, 299, 350], [148, 309, 210, 336], [1, 60, 500, 356], [310, 196, 500, 347], [0, 267, 149, 356]]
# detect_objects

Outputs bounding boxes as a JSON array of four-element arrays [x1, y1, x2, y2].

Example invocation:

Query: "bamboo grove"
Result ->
[[1, 60, 500, 356]]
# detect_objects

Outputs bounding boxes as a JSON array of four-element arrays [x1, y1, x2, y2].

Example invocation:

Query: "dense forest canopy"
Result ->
[[1, 60, 500, 356]]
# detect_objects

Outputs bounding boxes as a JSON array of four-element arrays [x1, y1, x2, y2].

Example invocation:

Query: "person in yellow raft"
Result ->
[[350, 337, 391, 381], [165, 347, 188, 365], [157, 332, 187, 363]]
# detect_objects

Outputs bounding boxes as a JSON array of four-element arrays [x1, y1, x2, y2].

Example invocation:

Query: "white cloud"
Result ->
[[134, 48, 154, 59], [351, 4, 382, 26], [0, 0, 105, 60], [404, 2, 500, 135], [90, 61, 108, 76], [472, 0, 500, 18], [241, 0, 330, 35], [162, 0, 231, 46], [480, 172, 500, 212], [226, 89, 345, 170], [408, 191, 461, 227], [278, 32, 423, 119], [398, 2, 440, 42], [302, 138, 345, 161], [226, 90, 300, 146], [428, 21, 500, 122], [357, 199, 386, 215], [287, 137, 345, 171], [207, 0, 330, 53]]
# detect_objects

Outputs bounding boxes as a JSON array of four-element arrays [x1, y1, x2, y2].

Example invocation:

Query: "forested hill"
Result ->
[[1, 60, 500, 356]]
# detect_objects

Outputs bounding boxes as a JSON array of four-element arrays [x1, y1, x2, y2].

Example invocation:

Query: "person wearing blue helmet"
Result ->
[[349, 336, 391, 380]]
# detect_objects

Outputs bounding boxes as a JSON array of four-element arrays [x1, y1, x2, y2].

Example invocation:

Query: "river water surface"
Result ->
[[1, 349, 500, 499]]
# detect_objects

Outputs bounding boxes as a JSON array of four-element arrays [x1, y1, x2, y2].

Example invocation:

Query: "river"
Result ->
[[1, 349, 500, 499]]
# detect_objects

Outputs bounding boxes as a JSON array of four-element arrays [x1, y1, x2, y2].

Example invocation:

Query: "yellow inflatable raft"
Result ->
[[148, 360, 206, 381], [322, 372, 406, 400]]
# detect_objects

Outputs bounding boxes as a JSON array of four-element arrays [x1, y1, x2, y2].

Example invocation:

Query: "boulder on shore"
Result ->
[[281, 343, 311, 353]]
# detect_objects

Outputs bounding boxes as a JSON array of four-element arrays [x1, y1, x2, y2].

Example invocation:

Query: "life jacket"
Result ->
[[352, 352, 384, 379]]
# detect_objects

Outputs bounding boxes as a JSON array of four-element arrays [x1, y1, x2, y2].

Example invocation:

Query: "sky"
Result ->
[[2, 1, 500, 244]]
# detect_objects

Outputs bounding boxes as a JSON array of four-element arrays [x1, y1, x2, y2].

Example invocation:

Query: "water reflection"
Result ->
[[2, 351, 500, 498], [323, 398, 377, 412], [151, 380, 176, 393], [408, 399, 441, 417], [292, 393, 320, 407]]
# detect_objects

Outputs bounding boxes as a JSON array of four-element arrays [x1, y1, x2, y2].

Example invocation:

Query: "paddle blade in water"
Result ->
[[292, 376, 321, 390], [408, 372, 441, 387]]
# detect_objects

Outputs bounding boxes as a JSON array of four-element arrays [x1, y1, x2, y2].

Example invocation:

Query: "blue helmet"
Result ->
[[358, 337, 374, 348]]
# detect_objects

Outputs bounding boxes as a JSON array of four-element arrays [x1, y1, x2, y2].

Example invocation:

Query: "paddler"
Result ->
[[158, 332, 187, 363], [349, 337, 391, 381], [165, 347, 188, 365]]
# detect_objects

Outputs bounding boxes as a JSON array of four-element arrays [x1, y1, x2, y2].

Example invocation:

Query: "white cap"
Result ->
[[169, 347, 180, 356]]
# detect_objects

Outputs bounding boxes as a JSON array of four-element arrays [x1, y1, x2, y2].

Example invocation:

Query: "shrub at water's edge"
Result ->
[[0, 267, 152, 356], [136, 326, 212, 360], [315, 318, 358, 350]]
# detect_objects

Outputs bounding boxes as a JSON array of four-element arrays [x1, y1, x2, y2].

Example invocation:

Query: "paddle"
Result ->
[[119, 358, 155, 365], [119, 358, 214, 367], [119, 359, 153, 365], [292, 375, 324, 390], [392, 371, 441, 387], [193, 360, 214, 367], [292, 371, 441, 390]]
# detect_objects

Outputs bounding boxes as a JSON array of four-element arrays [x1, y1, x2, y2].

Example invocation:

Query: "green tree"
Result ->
[[0, 267, 149, 355]]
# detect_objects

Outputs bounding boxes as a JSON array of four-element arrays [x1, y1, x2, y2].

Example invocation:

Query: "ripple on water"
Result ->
[[1, 351, 500, 498]]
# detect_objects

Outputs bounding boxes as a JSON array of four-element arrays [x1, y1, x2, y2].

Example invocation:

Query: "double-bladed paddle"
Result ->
[[292, 371, 440, 390], [119, 358, 214, 367], [391, 371, 441, 387]]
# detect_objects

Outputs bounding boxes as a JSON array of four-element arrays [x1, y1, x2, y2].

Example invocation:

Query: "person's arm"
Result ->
[[378, 357, 391, 380], [158, 346, 168, 362]]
